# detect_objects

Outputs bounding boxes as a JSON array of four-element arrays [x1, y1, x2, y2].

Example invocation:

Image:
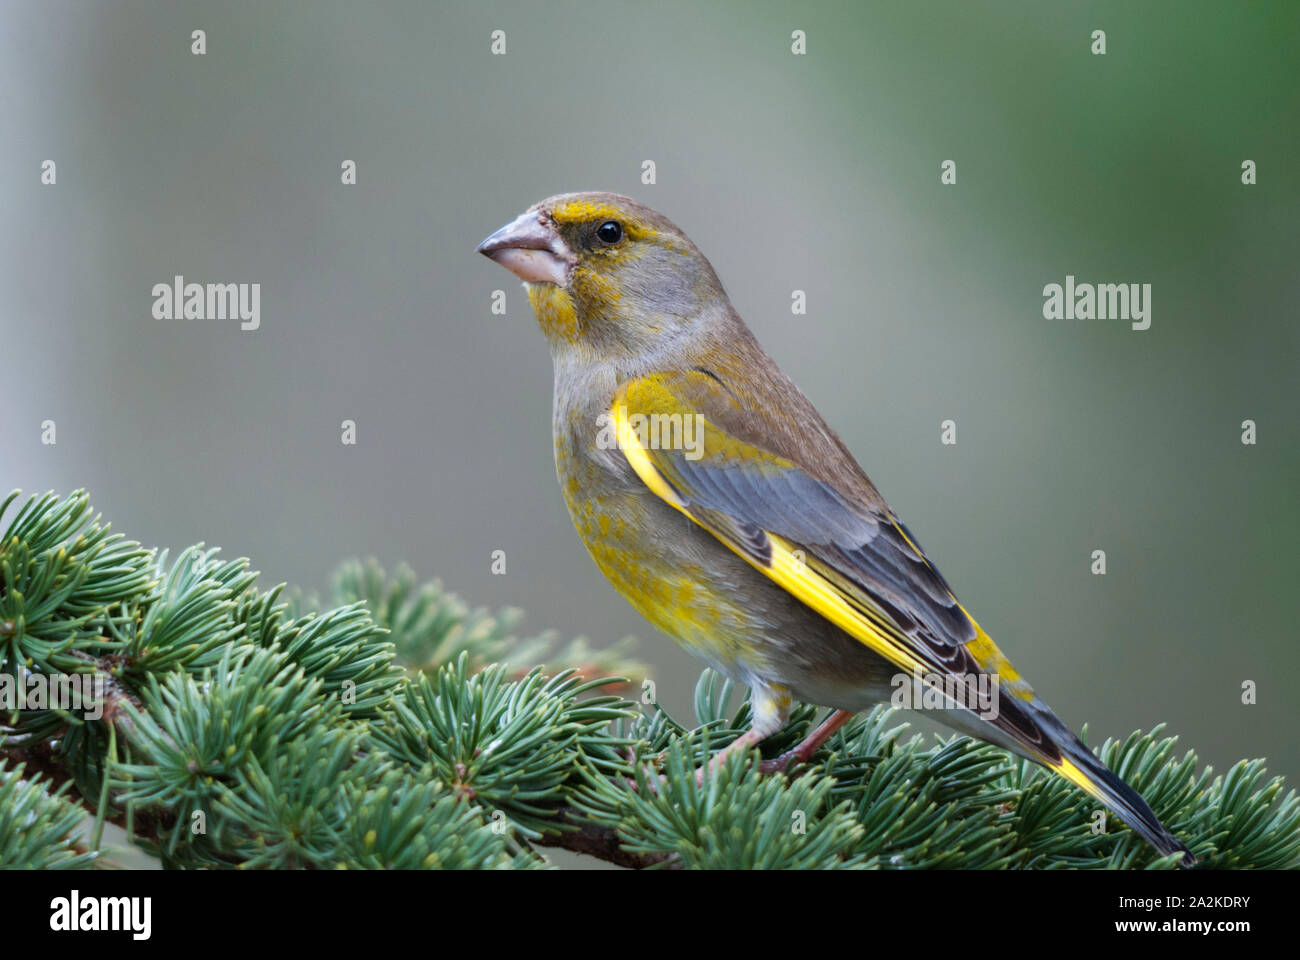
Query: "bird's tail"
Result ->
[[1037, 719, 1193, 864], [959, 687, 1192, 864], [938, 673, 1193, 863], [933, 615, 1194, 864]]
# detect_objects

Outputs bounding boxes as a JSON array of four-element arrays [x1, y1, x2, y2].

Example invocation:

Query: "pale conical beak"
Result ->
[[476, 210, 575, 285]]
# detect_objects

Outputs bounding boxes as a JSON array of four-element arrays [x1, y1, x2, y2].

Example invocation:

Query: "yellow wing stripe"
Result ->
[[613, 400, 688, 506], [1050, 756, 1113, 808], [767, 532, 932, 677]]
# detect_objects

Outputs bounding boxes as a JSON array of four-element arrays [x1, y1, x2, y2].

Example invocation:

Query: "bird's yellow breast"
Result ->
[[553, 426, 756, 673]]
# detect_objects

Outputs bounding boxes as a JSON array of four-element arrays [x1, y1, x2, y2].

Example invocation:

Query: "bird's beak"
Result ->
[[476, 210, 575, 285]]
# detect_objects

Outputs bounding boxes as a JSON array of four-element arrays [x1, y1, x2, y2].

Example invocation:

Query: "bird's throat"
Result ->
[[526, 283, 580, 345]]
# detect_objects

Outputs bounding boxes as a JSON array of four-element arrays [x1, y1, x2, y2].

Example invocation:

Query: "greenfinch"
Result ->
[[477, 192, 1191, 863]]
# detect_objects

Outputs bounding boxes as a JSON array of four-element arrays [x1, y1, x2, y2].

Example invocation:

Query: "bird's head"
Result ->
[[477, 192, 726, 357]]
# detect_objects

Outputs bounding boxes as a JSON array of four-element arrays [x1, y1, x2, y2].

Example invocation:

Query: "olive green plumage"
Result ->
[[477, 192, 1191, 862]]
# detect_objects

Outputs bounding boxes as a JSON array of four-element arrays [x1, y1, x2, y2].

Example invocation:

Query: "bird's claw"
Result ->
[[758, 749, 801, 775]]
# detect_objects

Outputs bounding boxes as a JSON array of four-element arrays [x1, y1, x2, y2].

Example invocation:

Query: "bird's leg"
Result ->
[[692, 727, 765, 787], [759, 709, 856, 774], [692, 684, 791, 787], [638, 686, 846, 790]]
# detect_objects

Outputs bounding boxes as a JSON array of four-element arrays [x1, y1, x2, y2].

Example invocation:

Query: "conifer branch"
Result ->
[[2, 490, 1296, 870]]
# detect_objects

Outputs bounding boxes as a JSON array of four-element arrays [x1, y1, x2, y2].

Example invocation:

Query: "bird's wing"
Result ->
[[610, 370, 1058, 761], [609, 368, 1192, 861]]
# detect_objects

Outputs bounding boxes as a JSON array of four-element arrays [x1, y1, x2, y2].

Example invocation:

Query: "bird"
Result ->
[[476, 191, 1192, 863]]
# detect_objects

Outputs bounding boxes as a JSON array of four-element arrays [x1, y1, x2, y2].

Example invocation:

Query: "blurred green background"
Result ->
[[3, 0, 1296, 797]]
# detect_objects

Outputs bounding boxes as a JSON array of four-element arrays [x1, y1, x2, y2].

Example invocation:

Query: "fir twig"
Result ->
[[1, 490, 1296, 870]]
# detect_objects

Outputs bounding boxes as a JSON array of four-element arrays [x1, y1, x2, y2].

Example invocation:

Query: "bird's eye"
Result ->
[[595, 220, 623, 244]]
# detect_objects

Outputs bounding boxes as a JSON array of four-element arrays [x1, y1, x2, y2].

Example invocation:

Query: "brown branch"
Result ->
[[1, 732, 176, 854], [2, 652, 176, 856], [1, 736, 76, 793], [533, 807, 679, 869]]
